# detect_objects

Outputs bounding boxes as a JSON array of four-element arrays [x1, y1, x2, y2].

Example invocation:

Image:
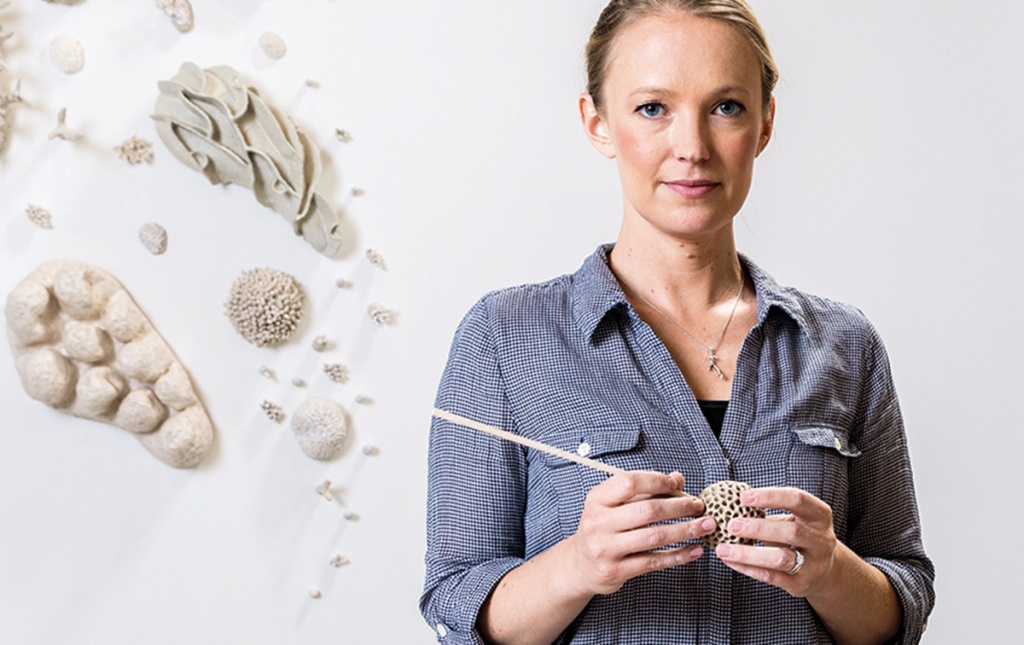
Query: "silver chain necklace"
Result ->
[[619, 276, 745, 380]]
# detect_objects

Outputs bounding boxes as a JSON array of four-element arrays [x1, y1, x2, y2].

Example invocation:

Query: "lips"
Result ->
[[664, 179, 719, 198]]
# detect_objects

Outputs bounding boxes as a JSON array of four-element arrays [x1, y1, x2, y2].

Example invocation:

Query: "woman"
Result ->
[[421, 1, 934, 643]]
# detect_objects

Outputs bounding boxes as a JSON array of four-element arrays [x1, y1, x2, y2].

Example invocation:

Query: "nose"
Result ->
[[671, 112, 710, 164]]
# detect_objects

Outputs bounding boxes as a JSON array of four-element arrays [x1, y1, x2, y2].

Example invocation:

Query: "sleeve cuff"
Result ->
[[426, 556, 526, 644], [865, 557, 934, 644]]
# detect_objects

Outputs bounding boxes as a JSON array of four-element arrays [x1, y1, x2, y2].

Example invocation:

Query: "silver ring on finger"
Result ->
[[785, 548, 805, 575]]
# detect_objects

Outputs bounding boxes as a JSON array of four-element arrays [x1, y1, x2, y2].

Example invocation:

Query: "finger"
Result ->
[[617, 543, 706, 580], [716, 557, 793, 590], [605, 495, 706, 533], [611, 515, 717, 555], [715, 543, 798, 575], [589, 471, 686, 507], [725, 516, 805, 548], [741, 487, 830, 524]]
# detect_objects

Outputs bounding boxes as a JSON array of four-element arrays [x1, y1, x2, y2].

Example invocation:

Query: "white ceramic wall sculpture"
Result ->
[[5, 260, 214, 468], [0, 83, 18, 152], [152, 62, 344, 257], [224, 267, 304, 346], [49, 35, 84, 74], [291, 396, 347, 460]]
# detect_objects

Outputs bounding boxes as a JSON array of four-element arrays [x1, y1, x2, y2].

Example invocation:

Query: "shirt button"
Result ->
[[833, 436, 843, 451], [576, 442, 591, 457], [436, 623, 448, 638]]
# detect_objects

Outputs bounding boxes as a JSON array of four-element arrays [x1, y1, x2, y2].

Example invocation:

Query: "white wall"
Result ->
[[0, 1, 1019, 642]]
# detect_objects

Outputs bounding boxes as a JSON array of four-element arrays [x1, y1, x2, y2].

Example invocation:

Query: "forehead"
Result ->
[[604, 11, 761, 97]]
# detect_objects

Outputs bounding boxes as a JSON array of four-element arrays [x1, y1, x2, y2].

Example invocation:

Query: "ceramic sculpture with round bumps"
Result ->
[[5, 260, 214, 468], [699, 480, 765, 548]]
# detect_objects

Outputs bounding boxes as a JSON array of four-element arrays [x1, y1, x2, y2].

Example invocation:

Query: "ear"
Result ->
[[755, 96, 775, 157], [579, 93, 616, 159]]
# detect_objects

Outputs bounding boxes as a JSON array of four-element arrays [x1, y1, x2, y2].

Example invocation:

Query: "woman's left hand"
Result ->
[[714, 486, 837, 598]]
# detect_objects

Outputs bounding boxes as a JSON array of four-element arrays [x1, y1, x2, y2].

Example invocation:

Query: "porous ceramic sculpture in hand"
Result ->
[[699, 480, 766, 548], [152, 62, 344, 257], [5, 260, 214, 468]]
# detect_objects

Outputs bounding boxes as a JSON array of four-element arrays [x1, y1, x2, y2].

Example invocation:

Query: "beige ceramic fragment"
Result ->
[[258, 31, 286, 60], [699, 480, 766, 549], [49, 35, 84, 74], [154, 0, 193, 33], [114, 135, 154, 164], [152, 62, 343, 257], [5, 260, 214, 468], [26, 204, 53, 229], [138, 222, 168, 254], [0, 84, 20, 152], [49, 107, 83, 141]]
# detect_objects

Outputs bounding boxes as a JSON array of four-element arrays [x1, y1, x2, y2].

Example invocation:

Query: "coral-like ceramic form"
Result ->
[[367, 303, 395, 326], [49, 107, 83, 141], [5, 260, 214, 468], [224, 267, 304, 346], [315, 479, 333, 501], [0, 83, 20, 152], [49, 35, 84, 74], [699, 480, 765, 548], [26, 204, 53, 229], [154, 0, 193, 33], [329, 554, 349, 568], [290, 396, 347, 460], [311, 334, 328, 352], [138, 222, 167, 254], [322, 362, 348, 384], [0, 6, 12, 74], [258, 32, 286, 60], [365, 248, 386, 271], [152, 62, 344, 257], [260, 399, 283, 422], [115, 135, 154, 164]]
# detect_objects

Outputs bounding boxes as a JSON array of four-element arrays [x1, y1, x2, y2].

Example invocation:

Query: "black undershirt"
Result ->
[[697, 400, 728, 438]]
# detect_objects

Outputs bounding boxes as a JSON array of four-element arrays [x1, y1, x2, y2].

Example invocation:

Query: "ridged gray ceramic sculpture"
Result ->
[[152, 62, 343, 257]]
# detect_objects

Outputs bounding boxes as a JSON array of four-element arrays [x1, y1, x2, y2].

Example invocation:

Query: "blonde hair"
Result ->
[[585, 0, 778, 112]]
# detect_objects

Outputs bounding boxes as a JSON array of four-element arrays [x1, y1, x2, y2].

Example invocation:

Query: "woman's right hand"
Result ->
[[566, 471, 715, 595]]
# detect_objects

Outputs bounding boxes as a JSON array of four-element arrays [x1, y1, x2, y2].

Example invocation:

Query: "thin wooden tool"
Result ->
[[431, 407, 627, 475]]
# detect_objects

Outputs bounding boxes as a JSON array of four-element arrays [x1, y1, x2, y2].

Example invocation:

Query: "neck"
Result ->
[[609, 221, 744, 311]]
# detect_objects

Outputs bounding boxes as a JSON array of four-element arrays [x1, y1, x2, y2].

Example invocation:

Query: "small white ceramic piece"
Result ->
[[260, 399, 283, 422], [258, 31, 286, 60], [342, 511, 358, 521], [354, 395, 372, 405], [291, 377, 305, 387], [153, 63, 344, 257], [49, 35, 84, 74], [138, 222, 168, 255], [154, 0, 193, 33], [334, 128, 352, 143], [224, 268, 304, 347], [351, 187, 365, 197], [290, 395, 347, 460], [25, 204, 52, 229], [367, 303, 395, 326], [335, 278, 352, 289], [699, 480, 766, 549], [114, 135, 154, 164], [329, 554, 349, 568], [362, 443, 378, 456], [0, 82, 21, 152], [5, 260, 214, 468], [322, 363, 348, 384], [308, 588, 321, 599], [311, 335, 328, 352], [304, 79, 319, 89], [365, 248, 386, 271], [315, 479, 333, 501], [48, 107, 83, 141], [258, 365, 275, 380]]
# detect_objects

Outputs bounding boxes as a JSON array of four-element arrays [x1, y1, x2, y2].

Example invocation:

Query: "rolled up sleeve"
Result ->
[[421, 299, 529, 643], [848, 324, 935, 644]]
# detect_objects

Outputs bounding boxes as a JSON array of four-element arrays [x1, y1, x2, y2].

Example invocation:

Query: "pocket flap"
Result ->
[[791, 426, 861, 458], [540, 427, 642, 467]]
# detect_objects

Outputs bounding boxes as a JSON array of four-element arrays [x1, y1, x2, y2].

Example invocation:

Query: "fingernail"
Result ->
[[729, 518, 745, 533], [689, 545, 704, 558], [701, 517, 715, 531], [741, 490, 756, 505], [717, 544, 732, 558]]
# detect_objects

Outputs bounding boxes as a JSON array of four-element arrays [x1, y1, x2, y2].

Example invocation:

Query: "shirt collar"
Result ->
[[571, 244, 811, 342]]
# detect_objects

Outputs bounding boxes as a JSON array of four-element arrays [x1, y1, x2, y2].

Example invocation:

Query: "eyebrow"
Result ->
[[628, 84, 753, 99]]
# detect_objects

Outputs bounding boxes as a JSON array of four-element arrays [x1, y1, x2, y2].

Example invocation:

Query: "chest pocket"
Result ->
[[787, 425, 860, 534], [534, 426, 648, 536]]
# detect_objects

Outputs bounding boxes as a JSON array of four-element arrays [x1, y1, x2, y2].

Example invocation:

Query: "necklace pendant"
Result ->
[[707, 349, 726, 380]]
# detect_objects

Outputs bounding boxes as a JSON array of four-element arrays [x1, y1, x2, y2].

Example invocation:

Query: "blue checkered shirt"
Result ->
[[422, 245, 934, 644]]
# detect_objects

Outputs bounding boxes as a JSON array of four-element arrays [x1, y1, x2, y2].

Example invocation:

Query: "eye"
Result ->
[[636, 102, 665, 119], [714, 100, 745, 117]]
